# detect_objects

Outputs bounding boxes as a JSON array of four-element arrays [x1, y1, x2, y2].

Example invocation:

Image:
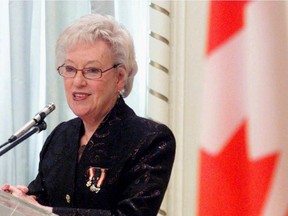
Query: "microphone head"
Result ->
[[37, 103, 56, 121], [47, 103, 56, 113]]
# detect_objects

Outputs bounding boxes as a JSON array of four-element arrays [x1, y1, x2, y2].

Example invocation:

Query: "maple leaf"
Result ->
[[198, 122, 278, 216]]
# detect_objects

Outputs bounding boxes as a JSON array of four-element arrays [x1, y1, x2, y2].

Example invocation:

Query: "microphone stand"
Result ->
[[0, 121, 47, 157]]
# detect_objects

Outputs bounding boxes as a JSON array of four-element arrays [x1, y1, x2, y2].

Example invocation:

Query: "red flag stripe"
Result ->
[[206, 0, 249, 55]]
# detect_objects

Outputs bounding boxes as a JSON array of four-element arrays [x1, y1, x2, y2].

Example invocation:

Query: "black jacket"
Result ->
[[28, 97, 176, 216]]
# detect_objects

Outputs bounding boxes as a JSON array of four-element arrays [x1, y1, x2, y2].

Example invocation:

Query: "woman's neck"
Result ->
[[80, 95, 119, 146]]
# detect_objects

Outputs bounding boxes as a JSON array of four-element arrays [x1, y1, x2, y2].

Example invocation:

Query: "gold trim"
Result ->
[[149, 88, 168, 103], [150, 61, 169, 74], [150, 2, 170, 16], [158, 209, 167, 216], [150, 31, 169, 45]]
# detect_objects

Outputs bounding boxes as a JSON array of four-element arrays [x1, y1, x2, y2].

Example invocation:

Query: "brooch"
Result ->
[[85, 166, 107, 193]]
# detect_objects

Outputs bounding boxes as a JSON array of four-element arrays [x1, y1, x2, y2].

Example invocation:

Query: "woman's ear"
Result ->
[[116, 65, 127, 91]]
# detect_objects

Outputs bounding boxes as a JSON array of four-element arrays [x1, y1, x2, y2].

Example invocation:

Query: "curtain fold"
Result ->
[[114, 0, 148, 117], [0, 1, 34, 186], [45, 0, 91, 133], [0, 0, 14, 185]]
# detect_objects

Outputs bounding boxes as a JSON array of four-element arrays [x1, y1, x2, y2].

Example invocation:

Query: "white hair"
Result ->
[[56, 14, 138, 97]]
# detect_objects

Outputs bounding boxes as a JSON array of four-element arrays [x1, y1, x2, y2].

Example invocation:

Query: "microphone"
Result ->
[[8, 103, 56, 143]]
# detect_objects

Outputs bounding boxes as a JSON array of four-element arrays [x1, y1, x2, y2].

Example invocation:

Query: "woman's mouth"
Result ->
[[73, 93, 91, 100]]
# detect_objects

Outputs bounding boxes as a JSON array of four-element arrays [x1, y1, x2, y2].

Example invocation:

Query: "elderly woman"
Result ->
[[1, 14, 175, 216]]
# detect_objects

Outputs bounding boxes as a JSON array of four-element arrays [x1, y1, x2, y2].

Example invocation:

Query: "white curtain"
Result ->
[[114, 0, 148, 116], [92, 0, 148, 116], [0, 0, 48, 186], [0, 0, 147, 187]]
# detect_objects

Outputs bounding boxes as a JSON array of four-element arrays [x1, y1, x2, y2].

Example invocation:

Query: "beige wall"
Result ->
[[169, 1, 208, 215]]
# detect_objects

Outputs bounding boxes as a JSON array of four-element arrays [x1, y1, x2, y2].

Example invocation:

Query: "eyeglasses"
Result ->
[[57, 63, 121, 80]]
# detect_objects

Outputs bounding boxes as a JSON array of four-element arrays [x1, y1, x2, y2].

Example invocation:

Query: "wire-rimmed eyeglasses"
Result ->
[[57, 63, 121, 80]]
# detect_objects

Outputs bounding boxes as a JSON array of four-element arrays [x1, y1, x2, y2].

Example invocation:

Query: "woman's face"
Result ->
[[62, 40, 125, 122]]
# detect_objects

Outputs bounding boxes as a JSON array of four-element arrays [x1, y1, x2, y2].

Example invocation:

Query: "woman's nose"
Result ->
[[73, 71, 87, 86]]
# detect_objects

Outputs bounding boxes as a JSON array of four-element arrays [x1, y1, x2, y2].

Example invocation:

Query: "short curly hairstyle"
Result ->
[[55, 14, 138, 97]]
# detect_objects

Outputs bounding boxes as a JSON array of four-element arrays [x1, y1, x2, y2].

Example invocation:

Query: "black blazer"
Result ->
[[28, 97, 176, 216]]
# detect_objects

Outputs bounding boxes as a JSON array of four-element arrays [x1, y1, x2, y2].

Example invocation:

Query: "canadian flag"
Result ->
[[198, 1, 288, 216]]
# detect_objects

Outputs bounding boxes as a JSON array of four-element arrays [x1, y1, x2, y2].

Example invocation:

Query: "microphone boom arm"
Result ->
[[0, 121, 47, 157]]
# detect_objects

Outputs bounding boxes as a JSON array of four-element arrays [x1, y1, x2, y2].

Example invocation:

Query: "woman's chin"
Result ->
[[71, 108, 89, 119]]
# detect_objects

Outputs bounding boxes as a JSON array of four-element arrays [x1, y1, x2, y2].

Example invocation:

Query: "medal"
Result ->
[[85, 166, 107, 193], [65, 194, 71, 204]]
